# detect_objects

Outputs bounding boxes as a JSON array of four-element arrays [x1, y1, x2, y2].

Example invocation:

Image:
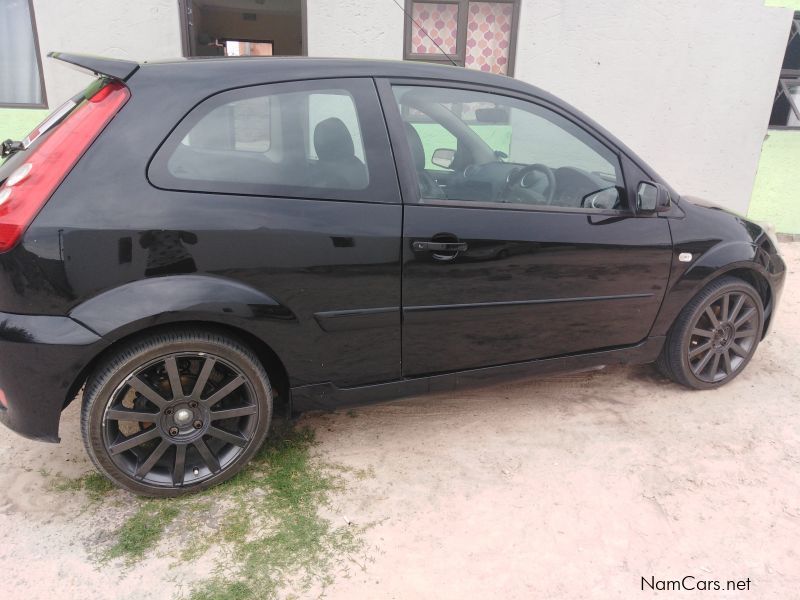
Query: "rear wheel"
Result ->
[[658, 276, 764, 390], [81, 329, 272, 497]]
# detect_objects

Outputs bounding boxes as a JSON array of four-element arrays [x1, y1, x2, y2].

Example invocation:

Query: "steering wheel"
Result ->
[[503, 163, 556, 205]]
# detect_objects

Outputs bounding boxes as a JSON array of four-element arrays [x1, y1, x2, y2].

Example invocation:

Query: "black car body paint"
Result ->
[[0, 56, 786, 442]]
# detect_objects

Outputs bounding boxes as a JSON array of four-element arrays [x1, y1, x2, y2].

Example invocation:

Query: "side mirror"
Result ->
[[637, 181, 671, 213], [431, 148, 456, 169]]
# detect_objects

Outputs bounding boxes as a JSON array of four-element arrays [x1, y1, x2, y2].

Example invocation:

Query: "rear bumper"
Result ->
[[0, 312, 103, 442]]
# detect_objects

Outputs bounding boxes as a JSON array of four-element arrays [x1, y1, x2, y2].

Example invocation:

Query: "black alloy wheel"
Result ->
[[82, 330, 272, 496], [687, 290, 760, 383], [658, 276, 765, 389]]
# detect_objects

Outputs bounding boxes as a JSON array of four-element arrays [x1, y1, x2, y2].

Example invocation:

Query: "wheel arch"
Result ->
[[63, 320, 292, 419], [652, 244, 774, 341]]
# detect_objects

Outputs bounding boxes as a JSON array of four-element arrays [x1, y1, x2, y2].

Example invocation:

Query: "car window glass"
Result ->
[[308, 93, 365, 161], [183, 96, 272, 153], [392, 85, 625, 211], [166, 87, 369, 191]]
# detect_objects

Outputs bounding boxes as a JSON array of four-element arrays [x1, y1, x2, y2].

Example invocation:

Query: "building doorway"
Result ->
[[180, 0, 305, 57]]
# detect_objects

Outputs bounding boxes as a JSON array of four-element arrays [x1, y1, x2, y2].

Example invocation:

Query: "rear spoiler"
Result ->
[[48, 52, 139, 81]]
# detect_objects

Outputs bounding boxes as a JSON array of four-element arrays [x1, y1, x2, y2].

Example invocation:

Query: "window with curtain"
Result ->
[[403, 0, 520, 76], [0, 0, 46, 107]]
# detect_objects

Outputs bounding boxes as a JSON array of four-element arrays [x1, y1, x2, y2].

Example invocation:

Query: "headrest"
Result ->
[[314, 117, 355, 161]]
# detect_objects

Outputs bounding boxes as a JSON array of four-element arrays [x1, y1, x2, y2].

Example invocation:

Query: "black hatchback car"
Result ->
[[0, 54, 785, 496]]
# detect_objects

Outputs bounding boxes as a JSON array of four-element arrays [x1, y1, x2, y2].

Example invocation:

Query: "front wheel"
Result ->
[[658, 276, 764, 390], [81, 329, 273, 497]]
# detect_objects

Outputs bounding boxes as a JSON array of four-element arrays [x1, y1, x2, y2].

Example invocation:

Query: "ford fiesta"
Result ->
[[0, 54, 785, 496]]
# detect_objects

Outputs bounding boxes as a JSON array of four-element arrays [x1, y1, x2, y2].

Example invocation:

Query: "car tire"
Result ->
[[659, 276, 764, 390], [81, 328, 272, 497]]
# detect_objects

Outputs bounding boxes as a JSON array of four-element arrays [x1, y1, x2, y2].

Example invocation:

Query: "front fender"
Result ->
[[70, 275, 295, 339], [651, 239, 774, 338], [680, 240, 764, 287]]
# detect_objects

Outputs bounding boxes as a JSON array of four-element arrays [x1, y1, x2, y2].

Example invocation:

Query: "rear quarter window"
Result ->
[[149, 78, 399, 204]]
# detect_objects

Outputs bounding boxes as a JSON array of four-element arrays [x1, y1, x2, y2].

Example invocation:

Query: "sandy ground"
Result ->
[[1, 243, 799, 600]]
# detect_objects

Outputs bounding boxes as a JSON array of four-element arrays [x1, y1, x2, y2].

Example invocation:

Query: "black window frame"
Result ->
[[378, 78, 636, 218], [402, 0, 521, 77], [0, 0, 48, 109], [148, 78, 401, 204], [769, 13, 800, 130]]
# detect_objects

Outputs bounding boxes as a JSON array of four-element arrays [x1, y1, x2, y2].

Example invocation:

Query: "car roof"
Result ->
[[140, 56, 561, 102]]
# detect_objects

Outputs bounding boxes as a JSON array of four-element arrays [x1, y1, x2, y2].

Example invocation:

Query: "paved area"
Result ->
[[1, 243, 798, 599]]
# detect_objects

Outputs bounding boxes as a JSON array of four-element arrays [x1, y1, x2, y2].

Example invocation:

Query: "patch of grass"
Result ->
[[52, 471, 115, 501], [51, 422, 373, 598], [186, 424, 369, 599], [106, 502, 181, 563]]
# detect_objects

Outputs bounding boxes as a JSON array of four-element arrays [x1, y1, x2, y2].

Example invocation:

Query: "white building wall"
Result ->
[[21, 0, 793, 214], [308, 0, 793, 214], [508, 0, 792, 214], [306, 0, 404, 60], [31, 0, 182, 108]]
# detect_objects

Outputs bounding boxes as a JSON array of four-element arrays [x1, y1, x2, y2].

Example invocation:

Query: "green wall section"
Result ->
[[748, 131, 800, 234], [764, 1, 800, 9], [0, 108, 49, 142]]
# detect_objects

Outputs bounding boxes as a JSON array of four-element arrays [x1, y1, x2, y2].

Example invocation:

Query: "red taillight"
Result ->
[[0, 81, 130, 253], [0, 388, 7, 409]]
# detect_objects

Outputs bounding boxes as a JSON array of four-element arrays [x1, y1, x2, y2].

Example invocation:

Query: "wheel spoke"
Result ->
[[728, 294, 746, 323], [709, 354, 721, 380], [135, 439, 171, 478], [191, 357, 217, 400], [165, 357, 183, 400], [730, 342, 749, 358], [210, 405, 257, 421], [106, 408, 159, 422], [692, 328, 714, 339], [693, 348, 715, 374], [207, 426, 248, 447], [128, 376, 168, 410], [734, 329, 757, 340], [722, 350, 733, 375], [173, 444, 187, 486], [202, 376, 245, 408], [193, 438, 221, 473], [109, 426, 161, 455], [735, 308, 756, 328], [705, 306, 720, 328], [689, 342, 712, 358], [720, 294, 730, 321]]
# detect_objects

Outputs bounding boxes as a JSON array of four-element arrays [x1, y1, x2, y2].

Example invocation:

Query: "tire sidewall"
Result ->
[[675, 279, 764, 390], [83, 333, 272, 497]]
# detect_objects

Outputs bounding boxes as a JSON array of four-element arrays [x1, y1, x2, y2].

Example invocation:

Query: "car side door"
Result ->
[[377, 79, 673, 377]]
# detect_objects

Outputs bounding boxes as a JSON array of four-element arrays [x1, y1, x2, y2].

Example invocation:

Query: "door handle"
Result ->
[[412, 241, 468, 252]]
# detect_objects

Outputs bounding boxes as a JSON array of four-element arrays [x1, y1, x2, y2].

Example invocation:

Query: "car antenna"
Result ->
[[389, 0, 459, 66]]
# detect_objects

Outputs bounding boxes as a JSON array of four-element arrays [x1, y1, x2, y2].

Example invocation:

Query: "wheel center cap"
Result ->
[[174, 408, 193, 425], [713, 322, 734, 348]]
